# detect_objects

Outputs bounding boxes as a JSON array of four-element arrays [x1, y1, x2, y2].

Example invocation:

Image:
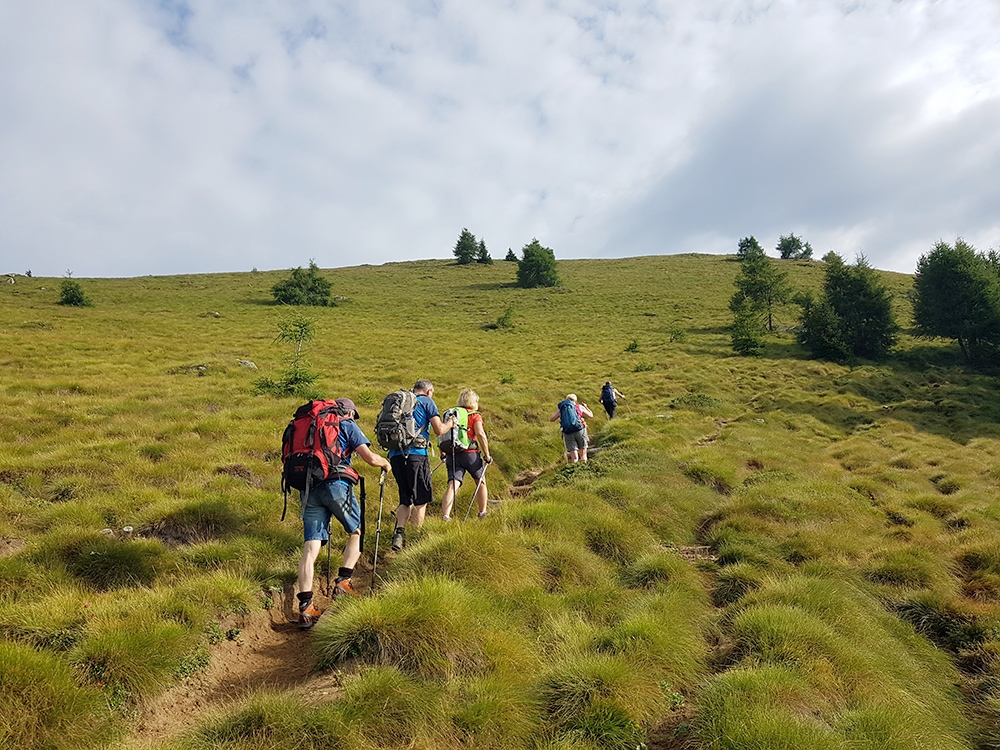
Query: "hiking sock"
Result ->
[[395, 527, 404, 535], [336, 567, 353, 581], [297, 591, 312, 610]]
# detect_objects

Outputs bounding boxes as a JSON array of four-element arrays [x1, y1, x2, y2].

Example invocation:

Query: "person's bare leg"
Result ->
[[441, 480, 459, 519], [342, 531, 361, 569], [298, 539, 322, 594], [476, 480, 488, 515]]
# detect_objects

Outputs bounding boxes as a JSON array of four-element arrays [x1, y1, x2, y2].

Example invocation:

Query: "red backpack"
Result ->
[[280, 400, 360, 520]]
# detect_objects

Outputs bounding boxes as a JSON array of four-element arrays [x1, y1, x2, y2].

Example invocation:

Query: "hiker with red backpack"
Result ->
[[439, 388, 493, 521], [550, 393, 594, 463], [375, 380, 454, 552], [282, 397, 390, 629]]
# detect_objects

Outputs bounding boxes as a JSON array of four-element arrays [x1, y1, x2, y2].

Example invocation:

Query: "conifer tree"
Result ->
[[516, 239, 560, 288], [453, 228, 478, 265], [476, 239, 493, 264]]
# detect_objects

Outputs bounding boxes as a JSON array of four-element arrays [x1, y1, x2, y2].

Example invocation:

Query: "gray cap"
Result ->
[[336, 398, 360, 419]]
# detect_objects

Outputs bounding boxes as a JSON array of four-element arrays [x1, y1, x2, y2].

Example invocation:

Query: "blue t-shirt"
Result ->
[[336, 419, 370, 469], [388, 394, 439, 458]]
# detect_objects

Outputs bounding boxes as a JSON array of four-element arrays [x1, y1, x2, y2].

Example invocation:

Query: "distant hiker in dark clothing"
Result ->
[[600, 381, 625, 419], [550, 393, 594, 463], [384, 380, 454, 551], [440, 388, 493, 521], [296, 398, 390, 629]]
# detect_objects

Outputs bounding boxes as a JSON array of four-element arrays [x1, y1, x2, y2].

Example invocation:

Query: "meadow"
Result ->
[[2, 254, 999, 749]]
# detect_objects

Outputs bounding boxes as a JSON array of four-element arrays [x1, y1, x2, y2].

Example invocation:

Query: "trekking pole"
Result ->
[[359, 477, 367, 554], [621, 395, 633, 417], [370, 469, 387, 594], [464, 459, 492, 521], [431, 459, 445, 475], [325, 522, 332, 596]]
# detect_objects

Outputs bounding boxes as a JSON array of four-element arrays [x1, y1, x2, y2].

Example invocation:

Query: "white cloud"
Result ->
[[0, 0, 998, 277]]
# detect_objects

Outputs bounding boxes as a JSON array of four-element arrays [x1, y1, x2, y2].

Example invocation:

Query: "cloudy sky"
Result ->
[[2, 0, 998, 278]]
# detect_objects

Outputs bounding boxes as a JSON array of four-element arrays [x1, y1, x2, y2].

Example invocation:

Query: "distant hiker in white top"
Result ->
[[550, 393, 594, 463]]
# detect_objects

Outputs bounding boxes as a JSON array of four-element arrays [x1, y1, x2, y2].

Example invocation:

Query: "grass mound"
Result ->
[[0, 641, 115, 750], [312, 576, 532, 677]]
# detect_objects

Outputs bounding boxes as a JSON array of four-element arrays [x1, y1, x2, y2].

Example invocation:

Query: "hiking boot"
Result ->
[[298, 602, 323, 630], [332, 578, 359, 599], [391, 529, 405, 552]]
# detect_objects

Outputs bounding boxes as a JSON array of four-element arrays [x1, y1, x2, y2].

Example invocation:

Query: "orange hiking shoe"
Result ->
[[298, 602, 323, 630], [333, 578, 360, 599]]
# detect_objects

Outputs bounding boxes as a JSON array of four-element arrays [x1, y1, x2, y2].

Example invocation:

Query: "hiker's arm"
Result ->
[[474, 420, 491, 462], [355, 444, 391, 471], [580, 404, 594, 418], [549, 410, 560, 422], [429, 415, 455, 436]]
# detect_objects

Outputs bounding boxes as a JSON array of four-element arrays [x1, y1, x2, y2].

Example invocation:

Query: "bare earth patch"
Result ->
[[0, 537, 26, 557], [131, 583, 352, 746]]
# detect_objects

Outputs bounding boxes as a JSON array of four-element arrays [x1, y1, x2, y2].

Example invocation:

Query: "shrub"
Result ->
[[58, 278, 92, 307], [505, 248, 518, 262], [270, 261, 332, 306], [517, 239, 560, 288]]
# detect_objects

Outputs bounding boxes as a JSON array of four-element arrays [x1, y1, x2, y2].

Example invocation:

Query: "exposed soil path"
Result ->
[[131, 584, 344, 745]]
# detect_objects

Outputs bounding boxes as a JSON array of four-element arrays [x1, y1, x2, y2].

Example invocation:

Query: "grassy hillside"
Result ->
[[2, 255, 1000, 749]]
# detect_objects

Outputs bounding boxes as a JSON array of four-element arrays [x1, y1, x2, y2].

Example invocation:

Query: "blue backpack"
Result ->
[[558, 399, 583, 433]]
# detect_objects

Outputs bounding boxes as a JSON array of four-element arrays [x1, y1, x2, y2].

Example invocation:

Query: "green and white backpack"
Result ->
[[438, 408, 476, 452]]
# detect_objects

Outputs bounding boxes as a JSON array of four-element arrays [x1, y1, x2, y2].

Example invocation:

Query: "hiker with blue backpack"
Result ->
[[600, 381, 625, 419], [281, 397, 391, 629], [375, 379, 455, 552], [439, 388, 493, 521], [550, 393, 594, 463]]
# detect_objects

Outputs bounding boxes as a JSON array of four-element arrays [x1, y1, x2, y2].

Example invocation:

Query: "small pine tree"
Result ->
[[271, 261, 332, 306], [453, 228, 478, 265], [913, 238, 1000, 365], [505, 248, 517, 262], [516, 239, 560, 288], [736, 236, 765, 261], [798, 295, 851, 361], [58, 276, 92, 307], [731, 252, 790, 332], [476, 239, 493, 265], [825, 253, 897, 358], [731, 296, 766, 356]]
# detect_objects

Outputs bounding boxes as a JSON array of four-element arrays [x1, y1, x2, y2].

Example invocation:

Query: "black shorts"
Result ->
[[390, 453, 432, 507], [445, 450, 485, 486]]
